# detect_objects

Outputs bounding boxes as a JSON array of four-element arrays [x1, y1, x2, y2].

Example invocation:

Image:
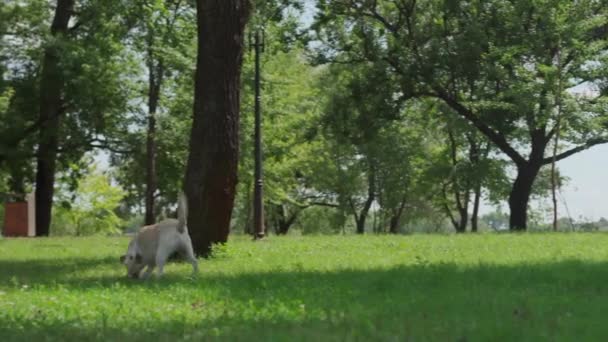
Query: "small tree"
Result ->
[[52, 163, 125, 236]]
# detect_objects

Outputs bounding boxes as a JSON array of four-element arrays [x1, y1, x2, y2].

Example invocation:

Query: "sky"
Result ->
[[548, 144, 608, 221]]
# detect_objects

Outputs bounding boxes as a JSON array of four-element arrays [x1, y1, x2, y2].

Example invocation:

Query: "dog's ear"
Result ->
[[120, 255, 126, 263], [135, 254, 143, 263]]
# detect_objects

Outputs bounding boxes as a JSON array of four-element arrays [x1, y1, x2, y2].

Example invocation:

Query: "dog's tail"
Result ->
[[177, 191, 188, 233]]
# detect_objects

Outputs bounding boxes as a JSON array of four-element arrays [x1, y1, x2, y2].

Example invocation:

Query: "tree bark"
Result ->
[[185, 0, 250, 257], [34, 0, 74, 236]]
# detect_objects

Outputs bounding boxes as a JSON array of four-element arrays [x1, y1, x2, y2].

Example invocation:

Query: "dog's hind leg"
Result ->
[[155, 249, 170, 278], [181, 237, 198, 275]]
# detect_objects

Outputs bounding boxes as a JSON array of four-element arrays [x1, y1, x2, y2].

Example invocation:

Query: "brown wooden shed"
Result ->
[[2, 192, 35, 237]]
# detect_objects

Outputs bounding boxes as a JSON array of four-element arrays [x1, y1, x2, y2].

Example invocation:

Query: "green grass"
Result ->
[[1, 233, 608, 341]]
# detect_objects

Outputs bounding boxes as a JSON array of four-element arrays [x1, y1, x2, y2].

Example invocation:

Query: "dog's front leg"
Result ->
[[141, 265, 155, 280]]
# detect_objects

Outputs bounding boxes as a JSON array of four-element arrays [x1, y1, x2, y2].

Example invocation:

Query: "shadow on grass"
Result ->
[[0, 256, 120, 283], [2, 256, 608, 340]]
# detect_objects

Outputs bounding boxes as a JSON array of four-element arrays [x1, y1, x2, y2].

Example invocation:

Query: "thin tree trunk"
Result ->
[[471, 183, 481, 232], [34, 0, 74, 236], [551, 42, 563, 232], [185, 0, 250, 257], [243, 182, 253, 234], [455, 190, 469, 233], [467, 135, 484, 233], [144, 55, 163, 225], [389, 195, 407, 234], [273, 204, 284, 235], [355, 165, 375, 234], [144, 109, 157, 225], [446, 129, 469, 233], [550, 129, 560, 232], [441, 184, 460, 232]]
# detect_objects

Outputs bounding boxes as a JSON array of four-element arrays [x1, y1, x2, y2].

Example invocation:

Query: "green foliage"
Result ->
[[0, 87, 11, 114], [235, 16, 326, 233], [51, 163, 126, 236], [313, 0, 608, 229], [110, 0, 196, 213], [4, 234, 608, 339], [0, 0, 142, 199], [295, 206, 347, 234]]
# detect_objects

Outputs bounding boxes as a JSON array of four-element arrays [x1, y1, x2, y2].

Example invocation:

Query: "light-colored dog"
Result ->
[[120, 192, 198, 279]]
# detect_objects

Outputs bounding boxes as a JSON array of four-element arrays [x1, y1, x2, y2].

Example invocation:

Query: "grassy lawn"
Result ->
[[1, 233, 608, 341]]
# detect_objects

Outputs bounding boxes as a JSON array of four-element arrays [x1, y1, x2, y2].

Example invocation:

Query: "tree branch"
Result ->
[[432, 88, 527, 166], [363, 0, 399, 36], [58, 137, 134, 155], [542, 137, 608, 165], [0, 104, 68, 163], [308, 201, 339, 208]]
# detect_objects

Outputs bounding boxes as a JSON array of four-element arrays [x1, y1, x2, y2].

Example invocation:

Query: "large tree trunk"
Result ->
[[34, 0, 74, 236], [508, 163, 542, 231], [509, 131, 546, 231], [185, 0, 250, 257]]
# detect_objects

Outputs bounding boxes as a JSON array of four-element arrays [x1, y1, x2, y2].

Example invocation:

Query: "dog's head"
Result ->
[[120, 241, 145, 279]]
